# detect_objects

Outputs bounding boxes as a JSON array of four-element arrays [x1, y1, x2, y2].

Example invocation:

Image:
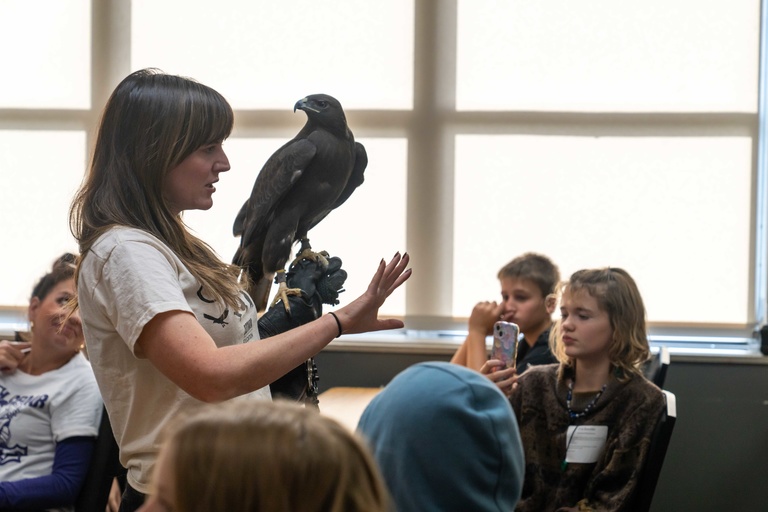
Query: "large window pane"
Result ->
[[0, 0, 90, 109], [0, 131, 85, 307], [456, 0, 759, 112], [131, 0, 414, 110], [454, 135, 752, 325], [184, 137, 408, 316], [0, 0, 762, 341]]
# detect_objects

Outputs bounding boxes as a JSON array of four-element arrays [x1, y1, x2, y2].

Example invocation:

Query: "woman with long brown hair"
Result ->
[[70, 68, 410, 511]]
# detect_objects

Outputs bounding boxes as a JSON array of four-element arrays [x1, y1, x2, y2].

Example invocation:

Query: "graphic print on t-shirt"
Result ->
[[204, 308, 229, 327], [197, 285, 230, 327], [0, 386, 48, 464], [193, 285, 256, 342]]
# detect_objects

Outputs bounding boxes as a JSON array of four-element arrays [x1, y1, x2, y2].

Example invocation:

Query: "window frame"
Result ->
[[0, 0, 764, 354]]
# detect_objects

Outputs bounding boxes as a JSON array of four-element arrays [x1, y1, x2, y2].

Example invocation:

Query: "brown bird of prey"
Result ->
[[232, 94, 367, 312]]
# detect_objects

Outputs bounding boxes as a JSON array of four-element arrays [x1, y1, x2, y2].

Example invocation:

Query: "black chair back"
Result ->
[[75, 407, 125, 512], [632, 389, 677, 512], [642, 345, 670, 388]]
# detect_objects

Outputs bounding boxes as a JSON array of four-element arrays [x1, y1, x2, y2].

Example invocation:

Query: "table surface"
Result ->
[[317, 386, 382, 431]]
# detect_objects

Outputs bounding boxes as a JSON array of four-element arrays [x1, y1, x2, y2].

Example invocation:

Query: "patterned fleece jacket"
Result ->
[[509, 363, 665, 512]]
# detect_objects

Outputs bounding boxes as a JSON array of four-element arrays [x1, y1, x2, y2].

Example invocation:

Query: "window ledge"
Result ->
[[325, 329, 766, 362]]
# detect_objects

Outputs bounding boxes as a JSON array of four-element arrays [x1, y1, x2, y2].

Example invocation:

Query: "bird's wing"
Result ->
[[236, 138, 317, 246], [301, 140, 366, 236], [232, 202, 247, 237], [330, 141, 367, 210], [233, 138, 317, 311]]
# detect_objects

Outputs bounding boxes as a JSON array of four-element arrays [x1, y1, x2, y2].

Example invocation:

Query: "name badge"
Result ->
[[565, 425, 608, 464]]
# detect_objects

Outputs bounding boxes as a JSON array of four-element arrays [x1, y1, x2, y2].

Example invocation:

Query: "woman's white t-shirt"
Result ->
[[77, 226, 270, 493]]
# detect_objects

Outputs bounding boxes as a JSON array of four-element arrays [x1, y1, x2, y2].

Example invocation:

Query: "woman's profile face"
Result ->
[[137, 444, 176, 512], [163, 142, 230, 215]]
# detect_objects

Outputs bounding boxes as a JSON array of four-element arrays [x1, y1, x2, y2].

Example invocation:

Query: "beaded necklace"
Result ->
[[566, 380, 607, 421], [562, 380, 608, 471]]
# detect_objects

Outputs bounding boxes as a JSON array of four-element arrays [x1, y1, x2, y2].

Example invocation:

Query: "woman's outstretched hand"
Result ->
[[334, 252, 411, 335]]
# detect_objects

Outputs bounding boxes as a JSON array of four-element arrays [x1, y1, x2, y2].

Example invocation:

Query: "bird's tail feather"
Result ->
[[251, 275, 273, 313]]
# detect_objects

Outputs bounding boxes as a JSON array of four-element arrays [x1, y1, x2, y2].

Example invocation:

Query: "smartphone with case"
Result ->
[[491, 321, 520, 369]]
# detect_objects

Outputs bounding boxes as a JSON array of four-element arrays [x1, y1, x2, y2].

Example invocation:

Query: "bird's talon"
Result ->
[[291, 248, 329, 270], [271, 281, 304, 315]]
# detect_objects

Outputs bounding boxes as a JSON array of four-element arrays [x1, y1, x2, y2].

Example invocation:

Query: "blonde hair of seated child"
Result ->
[[550, 267, 650, 380], [151, 399, 389, 512]]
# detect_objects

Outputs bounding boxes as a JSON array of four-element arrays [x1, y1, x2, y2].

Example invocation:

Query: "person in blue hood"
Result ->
[[357, 361, 524, 512]]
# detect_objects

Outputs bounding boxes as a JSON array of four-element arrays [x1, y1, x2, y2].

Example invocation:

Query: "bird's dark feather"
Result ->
[[232, 94, 366, 311], [233, 139, 315, 238]]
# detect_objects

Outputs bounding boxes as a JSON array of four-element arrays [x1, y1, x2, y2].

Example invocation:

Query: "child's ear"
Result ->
[[545, 293, 557, 314]]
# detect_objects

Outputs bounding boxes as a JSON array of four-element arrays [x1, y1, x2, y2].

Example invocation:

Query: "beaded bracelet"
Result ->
[[328, 312, 343, 338]]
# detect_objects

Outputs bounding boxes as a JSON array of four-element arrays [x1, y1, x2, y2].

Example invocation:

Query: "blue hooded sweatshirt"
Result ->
[[357, 362, 524, 512]]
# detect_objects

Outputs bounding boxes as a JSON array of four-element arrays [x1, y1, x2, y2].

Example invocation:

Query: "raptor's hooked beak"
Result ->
[[294, 98, 319, 114]]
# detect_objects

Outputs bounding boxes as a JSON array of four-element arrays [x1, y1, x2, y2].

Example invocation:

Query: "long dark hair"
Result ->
[[70, 68, 242, 309]]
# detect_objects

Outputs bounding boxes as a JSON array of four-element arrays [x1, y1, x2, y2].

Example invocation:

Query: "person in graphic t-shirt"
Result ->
[[0, 253, 102, 511]]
